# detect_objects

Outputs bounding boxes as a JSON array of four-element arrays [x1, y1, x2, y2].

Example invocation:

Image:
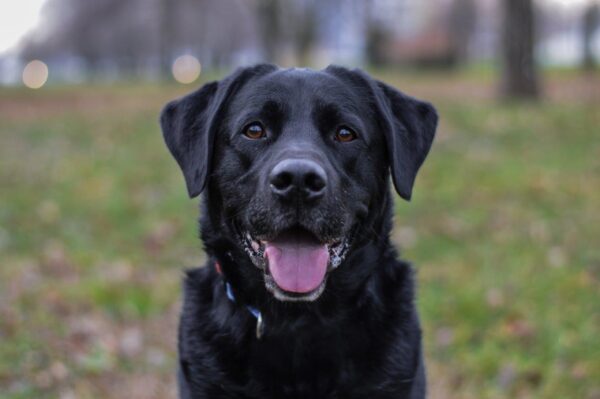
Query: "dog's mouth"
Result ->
[[239, 226, 353, 302]]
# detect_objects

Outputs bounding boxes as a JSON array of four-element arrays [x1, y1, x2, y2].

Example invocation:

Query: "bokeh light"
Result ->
[[172, 55, 201, 84], [22, 60, 48, 89]]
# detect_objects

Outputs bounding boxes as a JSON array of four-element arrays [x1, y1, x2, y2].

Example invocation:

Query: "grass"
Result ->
[[0, 70, 599, 398]]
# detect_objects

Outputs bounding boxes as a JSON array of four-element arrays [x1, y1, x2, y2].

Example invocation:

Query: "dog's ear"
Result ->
[[373, 81, 438, 200], [160, 64, 277, 198], [324, 65, 438, 200]]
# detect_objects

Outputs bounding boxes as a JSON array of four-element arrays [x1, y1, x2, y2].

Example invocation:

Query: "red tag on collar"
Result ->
[[214, 260, 222, 275]]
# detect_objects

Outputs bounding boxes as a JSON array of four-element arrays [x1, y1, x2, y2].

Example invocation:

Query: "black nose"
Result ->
[[269, 159, 327, 202]]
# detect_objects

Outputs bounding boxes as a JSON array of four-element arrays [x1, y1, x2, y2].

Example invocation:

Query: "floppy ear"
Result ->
[[324, 65, 437, 200], [374, 81, 438, 200], [160, 64, 277, 198], [160, 82, 218, 198]]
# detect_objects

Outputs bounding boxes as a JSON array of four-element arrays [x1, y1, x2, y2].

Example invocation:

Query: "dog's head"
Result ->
[[161, 65, 437, 302]]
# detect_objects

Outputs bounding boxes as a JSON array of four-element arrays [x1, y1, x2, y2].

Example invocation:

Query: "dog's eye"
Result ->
[[243, 123, 266, 140], [335, 127, 357, 143]]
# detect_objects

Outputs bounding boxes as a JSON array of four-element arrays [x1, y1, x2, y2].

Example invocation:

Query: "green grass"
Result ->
[[0, 71, 598, 398], [401, 100, 600, 399]]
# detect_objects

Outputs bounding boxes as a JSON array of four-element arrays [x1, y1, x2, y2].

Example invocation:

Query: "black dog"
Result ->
[[160, 64, 437, 398]]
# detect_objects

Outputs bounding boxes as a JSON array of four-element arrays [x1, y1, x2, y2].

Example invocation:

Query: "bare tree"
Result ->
[[21, 0, 158, 76], [582, 3, 599, 70], [291, 0, 318, 66], [500, 0, 540, 99], [255, 0, 283, 62], [21, 0, 256, 77], [158, 0, 175, 78], [364, 0, 391, 66], [448, 0, 477, 65]]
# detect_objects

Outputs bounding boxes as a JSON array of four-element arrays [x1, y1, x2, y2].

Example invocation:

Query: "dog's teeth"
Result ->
[[251, 240, 260, 251], [330, 254, 342, 269]]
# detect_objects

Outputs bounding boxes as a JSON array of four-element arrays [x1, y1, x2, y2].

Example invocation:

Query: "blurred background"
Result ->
[[0, 0, 599, 398]]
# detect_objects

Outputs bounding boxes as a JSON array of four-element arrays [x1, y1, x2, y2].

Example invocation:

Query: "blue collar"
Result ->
[[224, 281, 264, 339]]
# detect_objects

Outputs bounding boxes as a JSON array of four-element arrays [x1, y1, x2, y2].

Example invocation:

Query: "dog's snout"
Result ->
[[269, 159, 327, 202]]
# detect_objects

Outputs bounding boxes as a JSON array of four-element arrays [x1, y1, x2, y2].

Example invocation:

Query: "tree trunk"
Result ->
[[449, 0, 477, 65], [582, 4, 599, 70], [500, 0, 540, 99], [256, 0, 282, 63], [158, 0, 174, 79], [364, 0, 390, 66], [293, 1, 318, 66]]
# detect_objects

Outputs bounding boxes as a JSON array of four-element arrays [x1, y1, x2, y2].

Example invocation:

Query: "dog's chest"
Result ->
[[229, 325, 370, 399], [179, 266, 423, 398]]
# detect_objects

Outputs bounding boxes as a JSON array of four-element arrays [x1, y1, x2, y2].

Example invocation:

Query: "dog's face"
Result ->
[[161, 65, 437, 302]]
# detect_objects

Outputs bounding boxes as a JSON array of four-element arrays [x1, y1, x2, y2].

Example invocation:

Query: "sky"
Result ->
[[0, 0, 596, 56], [0, 0, 47, 54]]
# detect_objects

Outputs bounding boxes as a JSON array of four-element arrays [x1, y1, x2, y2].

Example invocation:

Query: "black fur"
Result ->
[[160, 65, 438, 398]]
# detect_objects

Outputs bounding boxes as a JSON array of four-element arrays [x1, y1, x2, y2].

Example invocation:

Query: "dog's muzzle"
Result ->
[[239, 226, 353, 302]]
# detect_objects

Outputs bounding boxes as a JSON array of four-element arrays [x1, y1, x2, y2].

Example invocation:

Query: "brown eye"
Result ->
[[243, 123, 266, 139], [335, 127, 357, 142]]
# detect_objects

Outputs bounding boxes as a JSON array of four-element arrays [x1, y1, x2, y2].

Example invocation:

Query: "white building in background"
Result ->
[[311, 0, 432, 66], [0, 55, 20, 85], [539, 28, 600, 66], [311, 0, 368, 66]]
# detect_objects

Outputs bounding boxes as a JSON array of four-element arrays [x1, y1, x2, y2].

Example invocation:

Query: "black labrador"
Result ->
[[160, 64, 438, 399]]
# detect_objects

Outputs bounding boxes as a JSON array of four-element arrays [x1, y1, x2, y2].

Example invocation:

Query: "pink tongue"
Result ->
[[265, 240, 329, 293]]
